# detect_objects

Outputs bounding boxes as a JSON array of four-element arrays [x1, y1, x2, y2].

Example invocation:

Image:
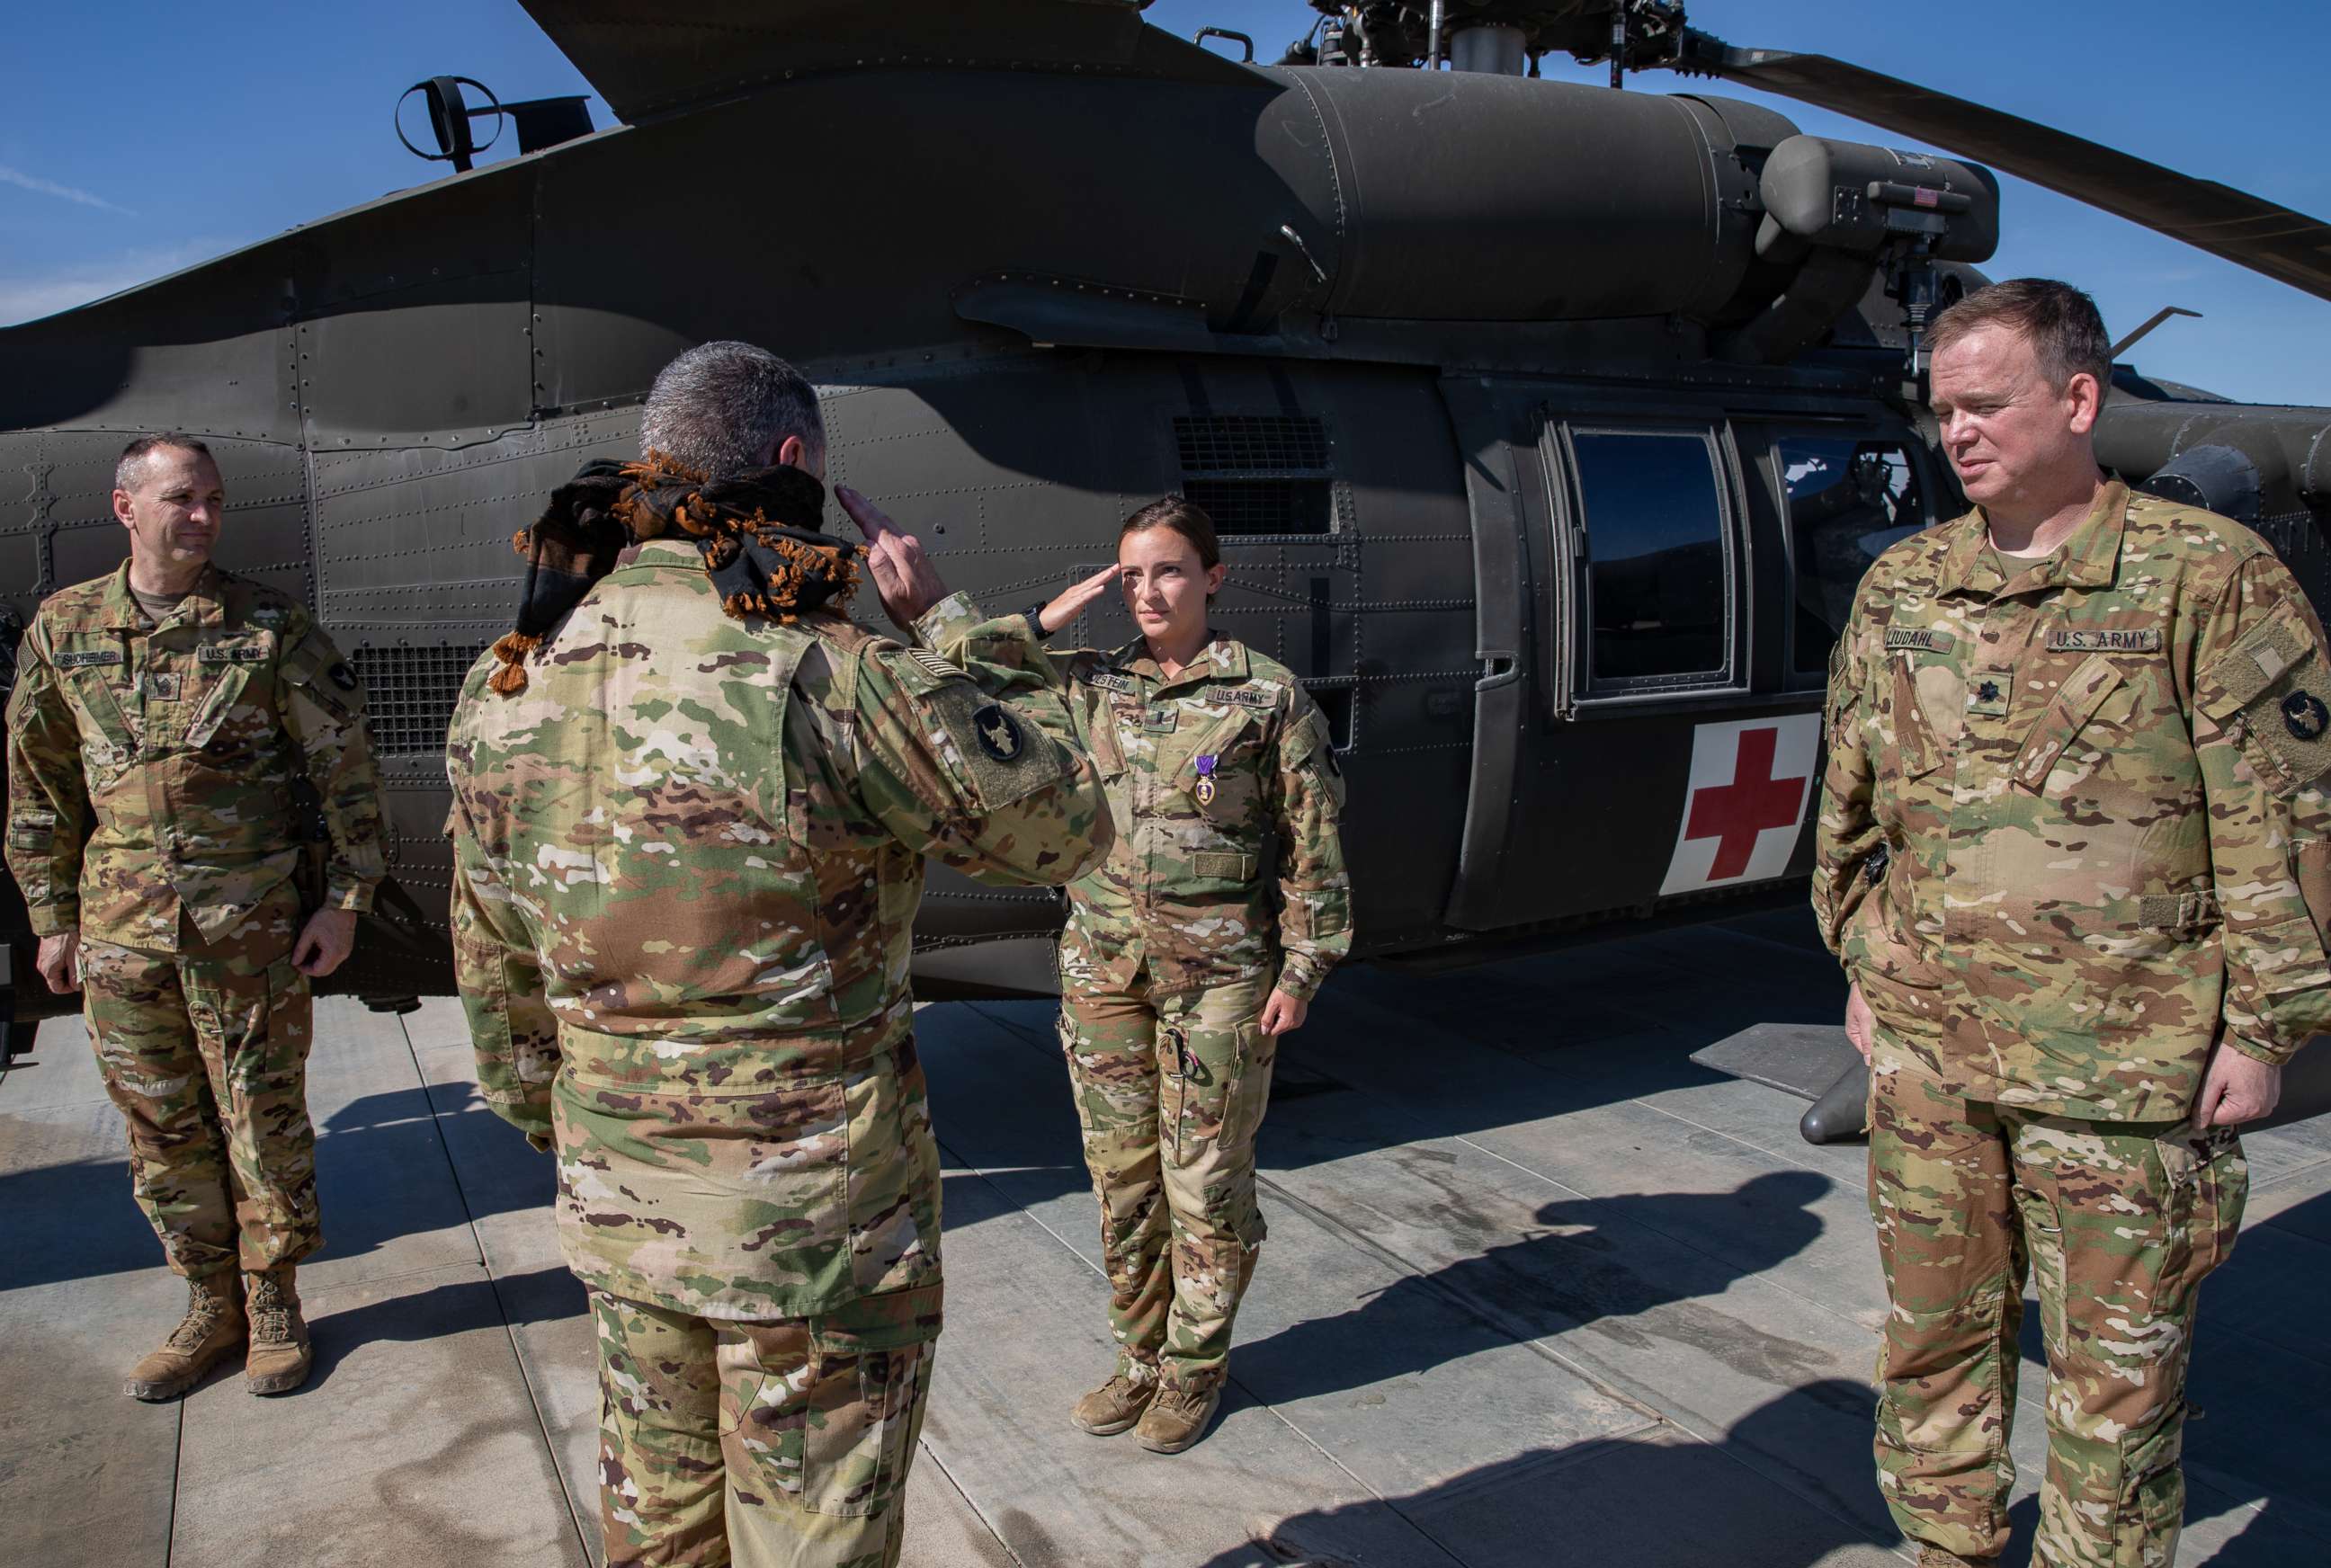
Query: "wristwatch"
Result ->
[[1022, 599, 1052, 637]]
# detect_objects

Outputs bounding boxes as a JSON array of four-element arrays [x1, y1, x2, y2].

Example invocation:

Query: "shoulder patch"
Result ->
[[2046, 627, 2163, 654], [1884, 627, 1954, 653], [928, 689, 1070, 810], [2197, 607, 2331, 794], [908, 648, 958, 684], [249, 606, 291, 630]]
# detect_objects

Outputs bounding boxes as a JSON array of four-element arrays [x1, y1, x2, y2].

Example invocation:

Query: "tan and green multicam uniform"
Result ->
[[923, 599, 1351, 1394], [1813, 482, 2331, 1566], [446, 559, 1109, 1568], [5, 562, 385, 1280]]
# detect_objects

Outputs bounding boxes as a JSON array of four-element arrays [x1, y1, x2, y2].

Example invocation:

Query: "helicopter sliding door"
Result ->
[[1443, 379, 1926, 935]]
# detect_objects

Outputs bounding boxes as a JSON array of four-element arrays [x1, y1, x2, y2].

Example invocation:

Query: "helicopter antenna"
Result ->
[[2110, 306, 2202, 361]]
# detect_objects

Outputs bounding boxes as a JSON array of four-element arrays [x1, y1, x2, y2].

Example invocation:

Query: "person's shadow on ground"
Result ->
[[1236, 1170, 1835, 1404]]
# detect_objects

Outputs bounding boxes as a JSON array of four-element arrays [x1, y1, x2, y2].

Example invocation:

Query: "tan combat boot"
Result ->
[[1070, 1364, 1158, 1437], [1916, 1547, 1994, 1567], [125, 1272, 246, 1401], [1134, 1381, 1222, 1454], [244, 1266, 313, 1395]]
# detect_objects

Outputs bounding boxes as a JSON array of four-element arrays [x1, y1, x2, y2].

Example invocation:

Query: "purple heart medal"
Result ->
[[1193, 753, 1218, 806]]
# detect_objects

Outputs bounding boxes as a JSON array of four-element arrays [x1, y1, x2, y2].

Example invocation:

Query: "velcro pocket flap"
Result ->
[[1192, 851, 1257, 882], [7, 809, 57, 850], [2011, 655, 2124, 793]]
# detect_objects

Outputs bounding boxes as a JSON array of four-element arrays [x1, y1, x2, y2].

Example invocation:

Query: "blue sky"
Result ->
[[4, 1, 2327, 404]]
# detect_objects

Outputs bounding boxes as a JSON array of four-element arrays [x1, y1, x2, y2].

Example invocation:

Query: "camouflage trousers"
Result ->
[[592, 1288, 936, 1568], [1058, 970, 1276, 1394], [1868, 1047, 2246, 1567], [81, 902, 319, 1280]]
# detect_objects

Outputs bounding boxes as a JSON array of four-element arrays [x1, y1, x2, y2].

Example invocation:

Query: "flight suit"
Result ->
[[448, 551, 1110, 1568], [4, 562, 385, 1280], [922, 599, 1352, 1394], [1813, 483, 2331, 1566]]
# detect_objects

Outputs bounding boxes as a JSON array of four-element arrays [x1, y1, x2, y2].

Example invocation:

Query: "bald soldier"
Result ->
[[447, 341, 1111, 1567], [5, 433, 385, 1400], [1814, 280, 2331, 1566]]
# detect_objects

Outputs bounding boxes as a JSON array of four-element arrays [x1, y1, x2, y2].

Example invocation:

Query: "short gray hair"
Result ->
[[115, 432, 215, 494], [639, 342, 825, 479]]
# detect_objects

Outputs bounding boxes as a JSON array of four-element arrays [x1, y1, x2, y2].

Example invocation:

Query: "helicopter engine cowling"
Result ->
[[1253, 67, 1791, 325]]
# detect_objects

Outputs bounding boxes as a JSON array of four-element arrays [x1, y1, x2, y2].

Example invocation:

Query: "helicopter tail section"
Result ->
[[515, 0, 1264, 122]]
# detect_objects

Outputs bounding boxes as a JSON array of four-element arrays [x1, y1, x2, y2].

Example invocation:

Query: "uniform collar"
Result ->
[[1937, 479, 2127, 598], [100, 559, 227, 629], [1117, 631, 1246, 691]]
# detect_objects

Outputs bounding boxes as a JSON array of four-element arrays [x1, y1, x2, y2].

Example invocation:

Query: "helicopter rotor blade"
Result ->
[[1663, 38, 2331, 307]]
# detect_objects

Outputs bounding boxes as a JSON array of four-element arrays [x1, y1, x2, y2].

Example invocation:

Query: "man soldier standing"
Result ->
[[446, 341, 1110, 1567], [5, 433, 385, 1399], [1815, 280, 2331, 1566]]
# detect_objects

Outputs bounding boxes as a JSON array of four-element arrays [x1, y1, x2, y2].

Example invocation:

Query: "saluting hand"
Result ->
[[836, 486, 951, 632], [1038, 565, 1122, 635]]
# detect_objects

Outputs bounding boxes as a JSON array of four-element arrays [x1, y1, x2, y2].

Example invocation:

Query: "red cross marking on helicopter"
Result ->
[[1683, 726, 1809, 881]]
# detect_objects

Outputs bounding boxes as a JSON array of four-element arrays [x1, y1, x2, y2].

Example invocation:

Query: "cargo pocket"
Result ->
[[798, 1332, 930, 1518], [2119, 1418, 2188, 1556], [2010, 655, 2125, 794]]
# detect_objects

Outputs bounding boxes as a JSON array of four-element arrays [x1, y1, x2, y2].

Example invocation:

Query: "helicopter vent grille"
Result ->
[[352, 643, 487, 755], [1174, 415, 1332, 475], [1174, 416, 1335, 537]]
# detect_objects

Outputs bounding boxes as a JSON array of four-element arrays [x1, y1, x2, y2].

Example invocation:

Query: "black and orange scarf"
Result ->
[[487, 451, 859, 694]]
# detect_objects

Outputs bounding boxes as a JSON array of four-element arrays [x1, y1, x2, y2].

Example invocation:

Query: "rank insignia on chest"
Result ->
[[142, 671, 181, 702], [1193, 753, 1217, 806], [2283, 690, 2329, 741], [1142, 708, 1178, 733], [1967, 672, 2013, 715]]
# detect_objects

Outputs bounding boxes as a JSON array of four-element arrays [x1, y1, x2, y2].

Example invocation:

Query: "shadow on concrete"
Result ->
[[303, 1265, 585, 1392], [1193, 1378, 1893, 1568], [1237, 1172, 1833, 1405], [0, 1082, 553, 1290]]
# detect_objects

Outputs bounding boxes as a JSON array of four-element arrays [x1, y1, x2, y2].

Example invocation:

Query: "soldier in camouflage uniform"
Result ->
[[923, 496, 1351, 1453], [1814, 281, 2331, 1568], [5, 433, 385, 1401], [446, 342, 1110, 1568]]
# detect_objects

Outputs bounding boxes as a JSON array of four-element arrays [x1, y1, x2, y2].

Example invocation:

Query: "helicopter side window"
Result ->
[[1573, 429, 1729, 686], [1779, 439, 1925, 676]]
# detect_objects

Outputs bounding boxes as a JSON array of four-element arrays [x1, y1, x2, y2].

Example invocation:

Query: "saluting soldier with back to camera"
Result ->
[[1813, 279, 2331, 1568], [4, 433, 386, 1401], [446, 341, 1111, 1568], [921, 496, 1352, 1454]]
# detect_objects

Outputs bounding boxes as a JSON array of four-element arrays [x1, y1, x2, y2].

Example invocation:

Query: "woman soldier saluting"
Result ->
[[918, 496, 1352, 1453]]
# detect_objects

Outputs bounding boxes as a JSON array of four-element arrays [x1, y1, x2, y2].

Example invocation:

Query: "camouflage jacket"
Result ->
[[445, 546, 1111, 1322], [5, 562, 385, 950], [1813, 482, 2331, 1119], [919, 597, 1351, 1001]]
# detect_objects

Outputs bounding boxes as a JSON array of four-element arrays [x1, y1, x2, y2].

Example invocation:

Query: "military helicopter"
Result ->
[[7, 0, 2331, 1130]]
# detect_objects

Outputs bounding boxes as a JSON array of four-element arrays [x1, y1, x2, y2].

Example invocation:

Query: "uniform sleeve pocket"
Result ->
[[2234, 912, 2331, 997], [2196, 609, 2331, 795], [2010, 655, 2124, 794], [6, 809, 55, 851]]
